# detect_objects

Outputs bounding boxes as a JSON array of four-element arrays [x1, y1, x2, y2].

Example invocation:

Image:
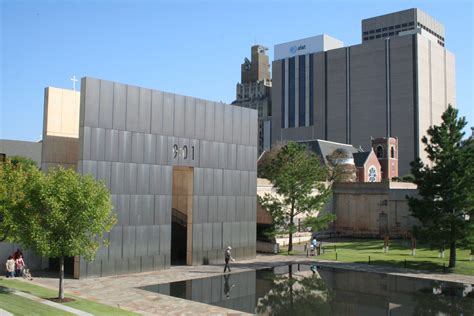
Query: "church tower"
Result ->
[[371, 137, 398, 180]]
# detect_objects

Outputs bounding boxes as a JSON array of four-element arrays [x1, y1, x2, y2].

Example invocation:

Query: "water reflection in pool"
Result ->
[[140, 264, 473, 315]]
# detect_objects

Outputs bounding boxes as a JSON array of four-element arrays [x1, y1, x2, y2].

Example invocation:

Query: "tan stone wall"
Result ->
[[332, 182, 418, 237], [41, 87, 80, 171]]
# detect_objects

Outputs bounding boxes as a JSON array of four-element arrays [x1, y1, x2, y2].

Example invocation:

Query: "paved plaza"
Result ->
[[20, 254, 474, 315]]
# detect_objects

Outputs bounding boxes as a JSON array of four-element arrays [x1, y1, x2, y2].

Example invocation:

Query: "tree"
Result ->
[[258, 141, 332, 253], [0, 157, 42, 241], [408, 105, 474, 268], [16, 167, 116, 300]]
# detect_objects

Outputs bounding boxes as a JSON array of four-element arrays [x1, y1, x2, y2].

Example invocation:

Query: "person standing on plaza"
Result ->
[[223, 246, 234, 273], [15, 254, 25, 277], [5, 256, 15, 278]]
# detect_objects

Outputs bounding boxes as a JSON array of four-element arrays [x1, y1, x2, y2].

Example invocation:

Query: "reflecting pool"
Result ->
[[140, 264, 474, 315]]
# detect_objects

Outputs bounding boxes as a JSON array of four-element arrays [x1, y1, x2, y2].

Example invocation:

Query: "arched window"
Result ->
[[391, 146, 395, 158], [376, 145, 384, 158]]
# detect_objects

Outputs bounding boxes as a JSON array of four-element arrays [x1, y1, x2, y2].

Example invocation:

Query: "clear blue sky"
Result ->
[[1, 0, 472, 141]]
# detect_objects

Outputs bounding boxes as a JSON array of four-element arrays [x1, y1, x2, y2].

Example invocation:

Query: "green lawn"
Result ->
[[0, 278, 137, 316], [282, 239, 474, 276], [0, 287, 70, 316]]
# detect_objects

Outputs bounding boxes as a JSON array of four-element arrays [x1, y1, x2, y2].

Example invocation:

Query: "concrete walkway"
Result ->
[[26, 255, 474, 315]]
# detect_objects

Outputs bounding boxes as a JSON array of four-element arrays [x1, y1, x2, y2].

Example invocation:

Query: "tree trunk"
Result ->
[[449, 242, 456, 268], [288, 208, 294, 253], [59, 256, 65, 300]]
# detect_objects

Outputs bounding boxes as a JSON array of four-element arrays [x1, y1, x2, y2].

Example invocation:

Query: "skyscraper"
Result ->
[[233, 45, 272, 155], [271, 8, 455, 176]]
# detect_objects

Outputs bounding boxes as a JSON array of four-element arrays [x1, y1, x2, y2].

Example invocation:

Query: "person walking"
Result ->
[[15, 254, 25, 277], [223, 246, 234, 273], [5, 256, 15, 278]]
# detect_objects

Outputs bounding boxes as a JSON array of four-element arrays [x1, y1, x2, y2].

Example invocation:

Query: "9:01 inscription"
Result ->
[[173, 144, 195, 160]]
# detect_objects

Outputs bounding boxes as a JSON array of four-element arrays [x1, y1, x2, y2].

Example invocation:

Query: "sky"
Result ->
[[1, 0, 473, 141]]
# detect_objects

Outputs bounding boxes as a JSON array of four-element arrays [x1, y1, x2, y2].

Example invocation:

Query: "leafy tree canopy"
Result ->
[[258, 141, 332, 252]]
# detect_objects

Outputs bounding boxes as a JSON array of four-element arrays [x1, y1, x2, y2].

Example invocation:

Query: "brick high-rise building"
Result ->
[[271, 8, 455, 175]]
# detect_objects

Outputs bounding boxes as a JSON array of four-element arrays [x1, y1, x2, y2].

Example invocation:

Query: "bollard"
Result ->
[[298, 263, 300, 271], [404, 259, 407, 268], [368, 256, 371, 264], [336, 253, 338, 261]]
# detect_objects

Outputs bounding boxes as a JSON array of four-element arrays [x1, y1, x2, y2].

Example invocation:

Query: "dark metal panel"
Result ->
[[128, 257, 141, 273], [223, 169, 232, 196], [160, 224, 171, 254], [99, 80, 114, 129], [105, 129, 119, 162], [198, 196, 209, 224], [85, 260, 101, 278], [154, 195, 166, 225], [195, 99, 206, 139], [192, 223, 202, 251], [149, 225, 160, 255], [212, 223, 222, 250], [155, 135, 167, 165], [162, 165, 172, 195], [240, 171, 249, 196], [82, 160, 97, 178], [162, 93, 175, 136], [208, 196, 218, 223], [100, 259, 116, 277], [131, 133, 144, 164], [236, 197, 245, 222], [241, 108, 250, 146], [113, 82, 127, 130], [143, 133, 156, 164], [214, 102, 224, 142], [123, 163, 137, 194], [231, 222, 240, 247], [205, 101, 215, 141], [223, 105, 233, 143], [232, 106, 242, 145], [249, 171, 257, 196], [135, 226, 148, 257], [115, 194, 130, 225], [129, 195, 139, 226], [137, 164, 150, 194], [122, 226, 136, 258], [189, 138, 200, 167], [236, 145, 246, 171], [83, 77, 100, 128], [151, 90, 163, 135], [167, 136, 176, 166], [203, 168, 214, 196], [114, 258, 129, 275], [209, 141, 219, 169], [178, 137, 190, 166], [90, 128, 106, 161], [193, 168, 204, 196], [173, 94, 185, 137], [111, 162, 125, 194], [213, 169, 223, 196], [202, 223, 212, 251], [249, 109, 258, 147], [81, 126, 91, 160], [232, 170, 241, 196], [141, 255, 153, 272], [217, 196, 226, 223], [139, 88, 152, 133], [149, 165, 161, 195], [184, 97, 196, 138], [218, 142, 227, 169], [226, 196, 236, 222], [97, 161, 112, 188], [118, 131, 132, 163], [227, 144, 237, 170], [126, 85, 140, 132]]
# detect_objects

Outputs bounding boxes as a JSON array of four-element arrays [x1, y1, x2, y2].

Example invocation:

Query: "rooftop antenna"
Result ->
[[70, 75, 78, 91]]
